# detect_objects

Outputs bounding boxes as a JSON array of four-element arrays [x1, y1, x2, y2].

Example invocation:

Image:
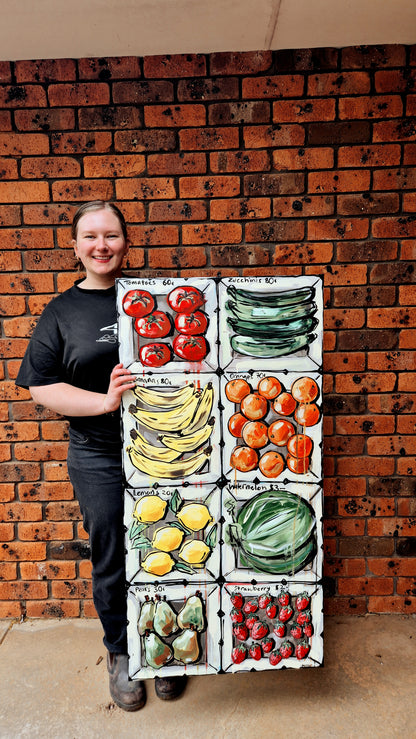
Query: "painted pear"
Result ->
[[137, 596, 154, 635], [172, 626, 200, 664], [153, 596, 178, 638], [143, 631, 172, 669], [177, 591, 206, 632]]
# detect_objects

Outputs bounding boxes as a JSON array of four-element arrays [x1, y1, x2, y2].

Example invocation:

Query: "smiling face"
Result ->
[[73, 208, 129, 289]]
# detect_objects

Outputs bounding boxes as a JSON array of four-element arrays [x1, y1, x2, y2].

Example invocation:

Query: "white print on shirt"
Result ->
[[97, 323, 118, 343]]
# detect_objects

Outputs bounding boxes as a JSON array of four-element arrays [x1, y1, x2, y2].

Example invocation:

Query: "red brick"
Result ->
[[273, 98, 335, 122], [311, 264, 369, 286], [324, 519, 365, 536], [0, 111, 11, 130], [51, 131, 112, 154], [77, 523, 88, 540], [368, 558, 416, 577], [368, 393, 416, 415], [337, 457, 395, 476], [274, 194, 334, 218], [0, 158, 18, 178], [0, 133, 49, 156], [115, 129, 176, 152], [14, 441, 68, 462], [308, 169, 371, 193], [79, 560, 92, 579], [324, 435, 365, 456], [179, 175, 239, 199], [82, 600, 98, 617], [403, 144, 416, 165], [23, 251, 75, 273], [373, 168, 416, 190], [401, 241, 416, 259], [19, 481, 73, 501], [14, 108, 75, 132], [400, 330, 416, 348], [211, 198, 270, 221], [397, 456, 416, 475], [338, 578, 394, 596], [397, 497, 416, 514], [324, 558, 366, 577], [338, 497, 395, 517], [21, 156, 80, 179], [212, 150, 270, 174], [78, 57, 140, 80], [273, 147, 333, 171], [246, 220, 304, 243], [0, 205, 21, 226], [83, 154, 145, 178], [43, 462, 69, 481], [78, 106, 142, 130], [15, 59, 76, 82], [0, 252, 22, 271], [243, 124, 305, 148], [1, 541, 46, 560], [308, 72, 370, 95], [147, 153, 206, 175], [0, 181, 49, 203], [0, 421, 39, 442], [341, 45, 406, 68], [0, 85, 47, 108], [210, 51, 272, 75], [368, 351, 416, 372], [0, 484, 15, 502], [45, 501, 80, 521], [182, 223, 242, 245], [0, 273, 54, 294], [245, 173, 304, 196], [335, 372, 396, 393], [52, 179, 113, 202], [26, 295, 55, 314], [18, 522, 73, 541], [143, 54, 206, 78], [368, 517, 416, 536], [368, 435, 416, 456], [0, 228, 54, 251], [117, 202, 146, 223], [337, 193, 399, 215], [128, 225, 179, 246], [209, 102, 270, 125], [403, 193, 416, 212], [51, 580, 92, 598], [370, 262, 415, 285], [373, 217, 416, 239], [0, 581, 48, 599], [144, 104, 205, 128], [373, 119, 416, 143], [324, 477, 367, 497], [0, 522, 14, 540], [0, 562, 16, 579], [242, 75, 304, 99], [368, 307, 416, 328], [148, 200, 207, 222], [179, 126, 239, 151], [48, 83, 109, 107], [177, 77, 239, 101], [338, 145, 401, 168], [273, 242, 333, 265], [407, 97, 416, 116], [112, 80, 174, 104], [0, 501, 42, 521], [324, 353, 366, 374], [339, 95, 402, 120], [400, 286, 416, 304], [324, 598, 367, 616], [0, 61, 12, 83], [148, 247, 207, 270], [26, 600, 80, 617], [20, 561, 76, 580], [333, 285, 395, 307], [116, 177, 175, 200], [211, 245, 269, 267], [308, 219, 369, 240]]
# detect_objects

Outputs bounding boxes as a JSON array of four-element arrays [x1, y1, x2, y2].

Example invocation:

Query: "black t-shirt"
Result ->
[[16, 281, 121, 443]]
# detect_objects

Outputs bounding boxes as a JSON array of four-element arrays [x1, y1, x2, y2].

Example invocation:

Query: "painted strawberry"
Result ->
[[230, 592, 244, 609], [296, 609, 312, 626], [303, 622, 314, 638], [290, 624, 303, 640], [233, 623, 249, 641], [251, 620, 269, 640], [295, 640, 310, 660], [278, 605, 294, 623], [261, 636, 275, 654], [245, 615, 258, 631], [258, 591, 272, 609], [295, 592, 310, 611], [249, 642, 262, 661], [279, 640, 294, 659], [231, 608, 244, 624], [243, 598, 259, 615], [265, 602, 277, 619], [278, 589, 290, 607], [232, 644, 247, 664], [269, 650, 283, 666], [273, 621, 286, 638]]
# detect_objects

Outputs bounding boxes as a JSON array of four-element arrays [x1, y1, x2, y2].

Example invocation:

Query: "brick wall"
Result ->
[[0, 44, 415, 620]]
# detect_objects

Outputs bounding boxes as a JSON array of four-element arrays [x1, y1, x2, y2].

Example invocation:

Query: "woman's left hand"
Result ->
[[103, 363, 136, 414]]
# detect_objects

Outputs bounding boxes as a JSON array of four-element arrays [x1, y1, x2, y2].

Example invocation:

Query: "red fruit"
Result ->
[[122, 289, 155, 318], [279, 640, 294, 659], [230, 608, 244, 624], [251, 620, 269, 640], [278, 589, 290, 607], [278, 605, 294, 623], [139, 342, 172, 367], [258, 591, 272, 609], [134, 310, 172, 339], [296, 609, 312, 626], [249, 643, 262, 661], [230, 592, 244, 609], [303, 623, 314, 638], [173, 334, 209, 362], [269, 650, 283, 666], [231, 644, 247, 664], [167, 285, 205, 314], [295, 641, 311, 660], [261, 636, 275, 655], [245, 615, 258, 631], [174, 310, 208, 335], [243, 598, 258, 615], [265, 603, 277, 619], [233, 624, 249, 641], [273, 621, 286, 638], [290, 625, 303, 640], [295, 592, 311, 611]]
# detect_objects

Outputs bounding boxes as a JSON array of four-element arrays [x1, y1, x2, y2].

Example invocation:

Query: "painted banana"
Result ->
[[185, 383, 214, 435], [129, 430, 181, 463], [129, 385, 202, 433], [127, 444, 211, 479], [159, 419, 214, 454], [133, 382, 195, 409]]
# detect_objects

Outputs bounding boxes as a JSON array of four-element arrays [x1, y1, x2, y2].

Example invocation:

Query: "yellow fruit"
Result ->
[[141, 551, 175, 576], [133, 495, 167, 524], [151, 526, 184, 552], [178, 540, 211, 566], [176, 503, 213, 532]]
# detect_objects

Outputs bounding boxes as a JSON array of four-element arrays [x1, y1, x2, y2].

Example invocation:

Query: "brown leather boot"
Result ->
[[154, 675, 187, 701], [107, 653, 146, 711]]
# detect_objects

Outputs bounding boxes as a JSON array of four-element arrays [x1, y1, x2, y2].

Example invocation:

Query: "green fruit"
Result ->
[[143, 631, 172, 669], [153, 597, 178, 638], [137, 596, 154, 635], [172, 627, 200, 664], [177, 592, 206, 632], [227, 284, 314, 307], [231, 333, 314, 358]]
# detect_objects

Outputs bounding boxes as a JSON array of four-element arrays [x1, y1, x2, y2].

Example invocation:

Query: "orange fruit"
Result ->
[[268, 420, 295, 447], [225, 379, 251, 404], [240, 393, 268, 420], [273, 392, 297, 417], [242, 421, 269, 449], [287, 434, 313, 458], [294, 402, 320, 427], [230, 446, 259, 472], [287, 455, 310, 474], [228, 412, 247, 438], [259, 451, 285, 478], [257, 376, 282, 400], [291, 376, 319, 403]]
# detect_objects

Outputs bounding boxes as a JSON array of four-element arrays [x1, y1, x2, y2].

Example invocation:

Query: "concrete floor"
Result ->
[[0, 615, 415, 739]]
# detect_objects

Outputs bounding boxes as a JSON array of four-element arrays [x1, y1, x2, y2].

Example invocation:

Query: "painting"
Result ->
[[116, 275, 324, 676]]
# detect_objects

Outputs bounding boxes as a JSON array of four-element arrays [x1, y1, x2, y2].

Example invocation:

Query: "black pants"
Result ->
[[67, 428, 127, 654]]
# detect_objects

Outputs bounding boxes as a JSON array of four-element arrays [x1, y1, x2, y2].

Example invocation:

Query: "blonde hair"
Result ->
[[71, 201, 128, 242]]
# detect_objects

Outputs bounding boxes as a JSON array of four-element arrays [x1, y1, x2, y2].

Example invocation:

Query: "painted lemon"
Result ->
[[178, 540, 211, 566], [151, 526, 184, 552], [141, 551, 175, 576], [133, 495, 167, 524], [176, 503, 213, 532]]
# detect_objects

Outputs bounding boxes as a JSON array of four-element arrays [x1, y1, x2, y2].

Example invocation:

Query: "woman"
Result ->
[[16, 201, 186, 711]]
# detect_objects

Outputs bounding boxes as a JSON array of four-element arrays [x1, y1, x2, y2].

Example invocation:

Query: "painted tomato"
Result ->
[[122, 289, 155, 318], [173, 334, 208, 362], [174, 311, 208, 335], [167, 286, 205, 314], [134, 311, 172, 339], [139, 343, 172, 367]]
